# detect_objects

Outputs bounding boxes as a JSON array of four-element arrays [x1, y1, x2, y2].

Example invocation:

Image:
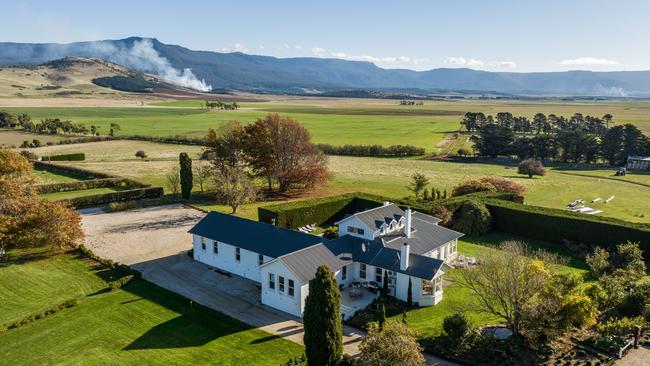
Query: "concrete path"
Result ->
[[616, 345, 650, 366], [81, 204, 456, 365]]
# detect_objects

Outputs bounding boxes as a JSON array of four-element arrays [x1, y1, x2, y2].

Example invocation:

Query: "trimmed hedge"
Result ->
[[66, 187, 164, 207], [258, 191, 523, 230], [42, 152, 85, 161], [485, 199, 650, 254], [36, 178, 147, 194], [0, 299, 79, 332], [259, 193, 388, 229]]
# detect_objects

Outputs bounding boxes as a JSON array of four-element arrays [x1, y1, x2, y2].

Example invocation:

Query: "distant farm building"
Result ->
[[627, 156, 650, 171]]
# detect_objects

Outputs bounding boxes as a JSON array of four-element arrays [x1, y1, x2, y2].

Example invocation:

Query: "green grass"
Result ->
[[0, 128, 67, 147], [33, 166, 83, 184], [0, 249, 303, 365], [38, 187, 124, 200], [30, 139, 650, 223], [392, 232, 588, 338]]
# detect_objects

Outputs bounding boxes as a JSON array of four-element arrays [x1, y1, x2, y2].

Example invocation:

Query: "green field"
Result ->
[[31, 140, 650, 223], [38, 187, 125, 200], [0, 249, 303, 365], [0, 128, 67, 147], [34, 166, 83, 184]]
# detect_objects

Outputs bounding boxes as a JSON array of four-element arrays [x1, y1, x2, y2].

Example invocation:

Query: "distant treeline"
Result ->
[[317, 143, 425, 157], [399, 100, 424, 106], [464, 112, 650, 165], [204, 100, 239, 110]]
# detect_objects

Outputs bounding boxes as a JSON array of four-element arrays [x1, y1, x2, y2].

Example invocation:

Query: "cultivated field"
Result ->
[[31, 140, 650, 223], [8, 97, 650, 152]]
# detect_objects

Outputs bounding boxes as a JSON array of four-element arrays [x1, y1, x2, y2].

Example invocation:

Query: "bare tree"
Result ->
[[212, 166, 258, 213], [457, 241, 562, 336], [166, 166, 181, 196], [193, 164, 211, 193]]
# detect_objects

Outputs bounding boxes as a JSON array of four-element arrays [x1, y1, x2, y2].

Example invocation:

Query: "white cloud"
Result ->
[[445, 57, 484, 67], [220, 43, 249, 53], [559, 57, 619, 65], [496, 61, 517, 68], [330, 51, 412, 64], [311, 47, 326, 57]]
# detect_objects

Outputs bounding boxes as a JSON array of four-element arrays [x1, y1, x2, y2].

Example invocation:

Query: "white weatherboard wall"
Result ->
[[338, 216, 373, 240], [260, 259, 304, 317], [192, 234, 271, 283]]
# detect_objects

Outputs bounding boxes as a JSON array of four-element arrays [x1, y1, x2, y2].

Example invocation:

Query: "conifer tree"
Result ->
[[179, 152, 193, 199], [303, 265, 342, 366]]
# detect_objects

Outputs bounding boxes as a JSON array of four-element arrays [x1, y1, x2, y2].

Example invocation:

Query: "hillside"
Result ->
[[0, 57, 151, 97], [3, 37, 650, 97]]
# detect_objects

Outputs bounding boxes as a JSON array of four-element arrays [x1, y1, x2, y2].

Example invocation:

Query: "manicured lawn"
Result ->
[[33, 166, 83, 184], [392, 232, 588, 338], [0, 249, 303, 365]]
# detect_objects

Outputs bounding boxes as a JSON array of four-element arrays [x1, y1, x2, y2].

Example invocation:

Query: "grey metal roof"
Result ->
[[188, 212, 322, 258], [277, 243, 352, 283], [382, 216, 464, 255], [339, 203, 404, 230], [412, 211, 441, 225]]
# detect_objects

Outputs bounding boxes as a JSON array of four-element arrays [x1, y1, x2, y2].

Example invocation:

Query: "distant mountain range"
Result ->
[[2, 36, 650, 97]]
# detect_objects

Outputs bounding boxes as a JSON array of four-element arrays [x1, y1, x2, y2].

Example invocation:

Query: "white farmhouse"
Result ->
[[189, 203, 463, 318]]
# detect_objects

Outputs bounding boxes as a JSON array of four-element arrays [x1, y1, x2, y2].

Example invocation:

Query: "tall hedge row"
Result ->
[[67, 187, 164, 207], [37, 178, 147, 194], [485, 199, 650, 251], [42, 153, 85, 161], [258, 193, 387, 228]]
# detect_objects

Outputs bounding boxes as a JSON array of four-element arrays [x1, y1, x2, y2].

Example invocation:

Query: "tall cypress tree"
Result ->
[[303, 265, 342, 366], [382, 271, 389, 297], [179, 152, 193, 200]]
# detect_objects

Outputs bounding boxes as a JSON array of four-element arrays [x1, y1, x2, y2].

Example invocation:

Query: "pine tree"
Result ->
[[179, 152, 193, 200], [303, 265, 342, 366], [407, 277, 413, 306]]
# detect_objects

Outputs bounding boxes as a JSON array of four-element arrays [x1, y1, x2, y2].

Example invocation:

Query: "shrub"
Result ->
[[323, 226, 339, 239], [106, 200, 141, 212], [67, 187, 164, 207], [19, 150, 38, 160], [517, 159, 546, 178], [457, 148, 471, 157], [431, 205, 453, 226], [596, 316, 645, 336], [452, 201, 492, 236], [558, 295, 598, 328], [586, 247, 611, 279], [443, 313, 470, 340], [135, 150, 147, 159], [109, 275, 135, 290], [452, 179, 496, 197], [1, 299, 79, 331], [36, 178, 146, 194]]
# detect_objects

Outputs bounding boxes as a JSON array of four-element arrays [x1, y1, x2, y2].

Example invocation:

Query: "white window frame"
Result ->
[[279, 276, 285, 293], [258, 254, 264, 266], [213, 241, 218, 255], [235, 247, 241, 262], [288, 279, 295, 297], [359, 263, 367, 279], [375, 267, 383, 283], [268, 273, 275, 290], [201, 237, 206, 251]]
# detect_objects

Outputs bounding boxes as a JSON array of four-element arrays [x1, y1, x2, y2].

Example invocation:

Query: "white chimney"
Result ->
[[383, 201, 391, 206], [400, 243, 410, 270], [404, 208, 412, 238]]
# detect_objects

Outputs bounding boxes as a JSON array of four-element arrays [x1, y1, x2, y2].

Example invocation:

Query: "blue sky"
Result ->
[[1, 0, 649, 72]]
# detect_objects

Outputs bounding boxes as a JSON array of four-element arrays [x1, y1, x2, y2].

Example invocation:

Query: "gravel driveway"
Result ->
[[81, 204, 455, 365]]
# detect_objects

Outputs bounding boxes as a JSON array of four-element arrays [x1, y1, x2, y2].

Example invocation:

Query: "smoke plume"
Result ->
[[96, 39, 212, 91]]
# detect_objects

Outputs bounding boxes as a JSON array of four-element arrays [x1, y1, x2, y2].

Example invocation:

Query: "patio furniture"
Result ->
[[367, 281, 379, 293]]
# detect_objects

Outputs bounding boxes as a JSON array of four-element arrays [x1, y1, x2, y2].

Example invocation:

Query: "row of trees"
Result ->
[[399, 100, 424, 106], [317, 143, 425, 157], [1, 110, 122, 137], [462, 111, 613, 135], [204, 100, 239, 110], [472, 122, 650, 164]]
